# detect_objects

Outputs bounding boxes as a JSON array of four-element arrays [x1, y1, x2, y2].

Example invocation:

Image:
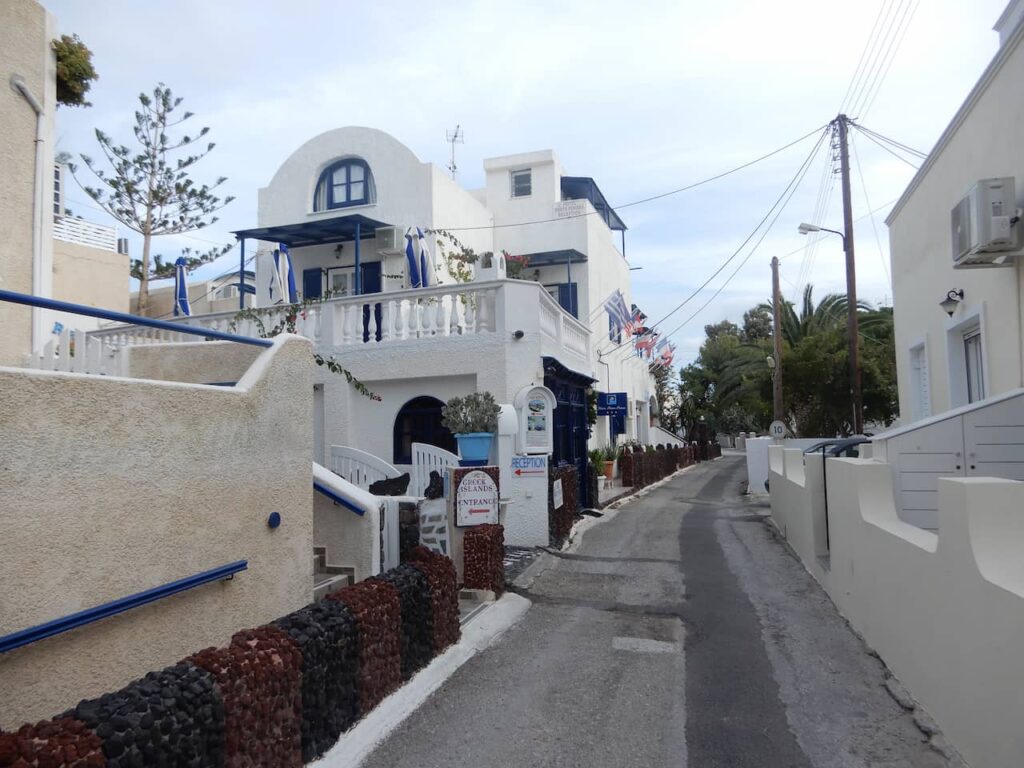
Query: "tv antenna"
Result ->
[[446, 125, 463, 179]]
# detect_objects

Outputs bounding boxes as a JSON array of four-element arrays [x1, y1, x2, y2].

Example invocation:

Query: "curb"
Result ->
[[313, 592, 531, 768]]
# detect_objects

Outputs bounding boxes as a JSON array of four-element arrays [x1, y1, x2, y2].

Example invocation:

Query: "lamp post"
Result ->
[[798, 219, 863, 434]]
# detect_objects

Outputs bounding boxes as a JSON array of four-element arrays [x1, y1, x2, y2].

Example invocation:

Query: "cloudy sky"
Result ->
[[47, 0, 1008, 364]]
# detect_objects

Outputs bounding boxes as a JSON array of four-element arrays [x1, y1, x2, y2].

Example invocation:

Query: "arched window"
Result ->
[[314, 158, 375, 211], [393, 396, 456, 465]]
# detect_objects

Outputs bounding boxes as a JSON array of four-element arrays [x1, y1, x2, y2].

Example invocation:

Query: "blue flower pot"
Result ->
[[456, 432, 494, 467]]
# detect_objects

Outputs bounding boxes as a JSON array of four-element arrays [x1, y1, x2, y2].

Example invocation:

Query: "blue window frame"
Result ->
[[314, 159, 374, 211]]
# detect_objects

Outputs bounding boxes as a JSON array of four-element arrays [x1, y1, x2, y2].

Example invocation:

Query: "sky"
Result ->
[[46, 0, 1009, 366]]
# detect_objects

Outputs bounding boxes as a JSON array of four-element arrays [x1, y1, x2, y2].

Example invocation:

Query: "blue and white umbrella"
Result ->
[[272, 243, 298, 304], [173, 256, 192, 317], [417, 228, 434, 287], [404, 227, 422, 288]]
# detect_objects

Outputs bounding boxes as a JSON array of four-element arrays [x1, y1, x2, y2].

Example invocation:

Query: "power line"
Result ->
[[846, 0, 906, 115], [838, 0, 893, 113], [854, 123, 926, 157], [858, 0, 921, 119], [849, 0, 911, 116], [434, 124, 829, 232], [611, 126, 830, 362], [854, 126, 920, 169], [850, 131, 891, 288]]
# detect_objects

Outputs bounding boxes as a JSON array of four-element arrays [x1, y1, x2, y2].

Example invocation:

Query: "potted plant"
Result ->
[[441, 392, 501, 466], [589, 449, 606, 492], [602, 444, 619, 481]]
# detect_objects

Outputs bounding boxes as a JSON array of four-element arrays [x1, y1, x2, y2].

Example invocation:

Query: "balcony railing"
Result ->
[[87, 280, 592, 369], [53, 216, 118, 252]]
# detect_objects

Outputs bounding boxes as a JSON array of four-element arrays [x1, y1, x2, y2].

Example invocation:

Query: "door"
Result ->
[[361, 262, 383, 342], [544, 374, 590, 508], [302, 268, 323, 301], [964, 329, 985, 404]]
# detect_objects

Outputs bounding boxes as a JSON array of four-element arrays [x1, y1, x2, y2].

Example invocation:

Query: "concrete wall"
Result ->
[[0, 0, 55, 366], [770, 445, 1024, 768], [887, 12, 1024, 418], [0, 335, 314, 727], [125, 340, 264, 385]]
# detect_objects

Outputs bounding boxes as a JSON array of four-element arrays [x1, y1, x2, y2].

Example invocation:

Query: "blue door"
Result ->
[[361, 262, 382, 342], [302, 268, 322, 301]]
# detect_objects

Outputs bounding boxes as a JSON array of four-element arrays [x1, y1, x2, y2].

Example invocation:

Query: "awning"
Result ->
[[232, 213, 391, 248], [542, 356, 598, 387], [522, 249, 587, 267], [560, 176, 627, 232]]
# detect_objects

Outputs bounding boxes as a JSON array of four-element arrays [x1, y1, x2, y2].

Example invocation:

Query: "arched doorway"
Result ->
[[393, 396, 457, 464]]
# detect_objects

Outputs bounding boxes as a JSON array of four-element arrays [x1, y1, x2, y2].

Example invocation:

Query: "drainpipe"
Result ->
[[11, 74, 46, 352]]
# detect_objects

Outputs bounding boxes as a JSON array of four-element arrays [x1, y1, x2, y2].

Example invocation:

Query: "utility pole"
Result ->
[[771, 256, 784, 423], [836, 114, 863, 434]]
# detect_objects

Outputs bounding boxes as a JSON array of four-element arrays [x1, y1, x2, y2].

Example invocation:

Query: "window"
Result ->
[[326, 266, 355, 297], [511, 168, 532, 198], [53, 164, 64, 217], [215, 285, 238, 300], [314, 158, 374, 211], [964, 328, 985, 403]]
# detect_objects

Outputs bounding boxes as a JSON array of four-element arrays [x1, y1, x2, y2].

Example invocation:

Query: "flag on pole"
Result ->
[[604, 289, 631, 334]]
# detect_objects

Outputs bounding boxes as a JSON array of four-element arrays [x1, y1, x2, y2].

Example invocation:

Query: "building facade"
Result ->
[[887, 0, 1024, 421]]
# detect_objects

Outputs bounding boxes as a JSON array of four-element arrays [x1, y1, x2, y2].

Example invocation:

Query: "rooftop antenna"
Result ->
[[445, 124, 463, 179]]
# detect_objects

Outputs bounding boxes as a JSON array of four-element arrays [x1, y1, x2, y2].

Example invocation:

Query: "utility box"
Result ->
[[951, 177, 1020, 267]]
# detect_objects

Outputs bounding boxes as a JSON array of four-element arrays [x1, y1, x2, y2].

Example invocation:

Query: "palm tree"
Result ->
[[759, 284, 872, 346]]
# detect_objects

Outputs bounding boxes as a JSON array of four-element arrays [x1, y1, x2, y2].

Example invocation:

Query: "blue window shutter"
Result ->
[[302, 268, 322, 300], [557, 283, 578, 319]]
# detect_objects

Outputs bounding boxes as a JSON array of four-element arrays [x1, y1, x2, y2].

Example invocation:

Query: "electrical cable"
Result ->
[[433, 124, 829, 232], [858, 0, 921, 119], [846, 0, 906, 115], [849, 0, 911, 116], [838, 0, 893, 114], [609, 126, 829, 362], [854, 123, 926, 158], [854, 127, 920, 169], [850, 131, 892, 288]]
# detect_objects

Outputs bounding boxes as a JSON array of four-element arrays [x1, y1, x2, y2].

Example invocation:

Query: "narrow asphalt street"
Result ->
[[362, 456, 948, 767]]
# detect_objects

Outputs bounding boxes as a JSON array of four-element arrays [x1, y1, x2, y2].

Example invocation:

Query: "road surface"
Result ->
[[363, 456, 950, 768]]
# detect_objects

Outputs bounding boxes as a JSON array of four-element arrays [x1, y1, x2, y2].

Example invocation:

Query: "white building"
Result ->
[[169, 127, 658, 509], [887, 0, 1024, 420]]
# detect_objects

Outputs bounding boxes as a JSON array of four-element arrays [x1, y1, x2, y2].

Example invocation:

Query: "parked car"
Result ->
[[802, 437, 870, 458]]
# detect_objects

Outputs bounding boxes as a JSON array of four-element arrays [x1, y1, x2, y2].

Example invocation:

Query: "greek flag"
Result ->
[[604, 289, 631, 333]]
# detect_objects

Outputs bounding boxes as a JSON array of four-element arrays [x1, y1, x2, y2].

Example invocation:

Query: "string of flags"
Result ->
[[602, 291, 674, 366]]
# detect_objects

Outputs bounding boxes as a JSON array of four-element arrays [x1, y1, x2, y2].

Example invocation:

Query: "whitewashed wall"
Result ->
[[770, 445, 1024, 768], [887, 15, 1024, 417]]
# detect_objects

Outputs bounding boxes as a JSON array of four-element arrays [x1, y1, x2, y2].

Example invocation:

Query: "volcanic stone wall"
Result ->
[[462, 524, 505, 594], [619, 444, 703, 491], [0, 549, 460, 768]]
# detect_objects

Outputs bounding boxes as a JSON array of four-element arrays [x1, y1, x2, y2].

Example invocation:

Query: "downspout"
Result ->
[[11, 75, 46, 352]]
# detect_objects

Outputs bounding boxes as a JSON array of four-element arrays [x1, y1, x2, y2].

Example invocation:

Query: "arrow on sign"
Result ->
[[514, 468, 545, 476]]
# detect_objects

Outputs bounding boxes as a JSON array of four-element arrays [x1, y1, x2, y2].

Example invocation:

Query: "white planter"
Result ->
[[597, 476, 606, 492]]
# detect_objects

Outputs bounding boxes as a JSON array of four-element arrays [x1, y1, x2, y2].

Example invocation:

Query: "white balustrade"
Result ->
[[330, 445, 401, 492], [411, 442, 460, 499]]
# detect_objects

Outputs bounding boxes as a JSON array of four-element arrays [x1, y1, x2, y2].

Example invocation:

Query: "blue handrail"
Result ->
[[313, 481, 367, 516], [0, 289, 272, 348], [0, 560, 248, 654]]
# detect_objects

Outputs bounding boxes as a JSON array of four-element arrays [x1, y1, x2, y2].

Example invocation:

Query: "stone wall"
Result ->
[[0, 549, 460, 766]]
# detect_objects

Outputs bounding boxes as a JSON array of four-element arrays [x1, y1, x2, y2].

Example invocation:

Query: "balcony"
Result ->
[[87, 279, 592, 373], [52, 216, 118, 252]]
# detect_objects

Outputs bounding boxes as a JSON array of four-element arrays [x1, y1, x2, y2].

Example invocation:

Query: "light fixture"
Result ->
[[797, 222, 821, 235], [513, 329, 525, 340], [940, 288, 964, 316]]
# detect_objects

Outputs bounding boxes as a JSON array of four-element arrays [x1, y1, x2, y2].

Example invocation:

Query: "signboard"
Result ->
[[552, 478, 564, 510], [511, 454, 547, 478], [513, 385, 557, 455], [454, 467, 500, 527], [597, 392, 628, 417], [769, 420, 787, 440]]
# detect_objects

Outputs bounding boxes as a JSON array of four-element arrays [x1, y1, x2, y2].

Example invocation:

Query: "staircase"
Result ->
[[312, 546, 355, 602]]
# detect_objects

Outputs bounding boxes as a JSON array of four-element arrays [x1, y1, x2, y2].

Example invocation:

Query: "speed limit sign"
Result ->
[[769, 420, 786, 439]]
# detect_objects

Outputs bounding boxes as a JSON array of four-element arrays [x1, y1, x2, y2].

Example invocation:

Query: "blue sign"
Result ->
[[597, 392, 628, 417]]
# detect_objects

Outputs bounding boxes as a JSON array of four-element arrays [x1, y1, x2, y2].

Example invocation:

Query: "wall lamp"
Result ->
[[940, 289, 964, 316], [512, 329, 525, 340]]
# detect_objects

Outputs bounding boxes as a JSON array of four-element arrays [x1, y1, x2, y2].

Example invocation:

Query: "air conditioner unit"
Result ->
[[375, 225, 407, 255], [951, 177, 1021, 268]]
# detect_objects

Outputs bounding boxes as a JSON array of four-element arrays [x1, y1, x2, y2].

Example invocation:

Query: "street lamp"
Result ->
[[797, 221, 862, 434]]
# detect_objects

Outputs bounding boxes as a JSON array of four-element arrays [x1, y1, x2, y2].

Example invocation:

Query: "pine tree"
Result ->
[[71, 84, 233, 313]]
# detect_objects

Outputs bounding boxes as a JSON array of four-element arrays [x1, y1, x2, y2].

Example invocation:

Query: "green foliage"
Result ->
[[130, 244, 233, 282], [588, 448, 604, 468], [650, 364, 681, 433], [678, 286, 898, 438], [229, 294, 380, 401], [741, 305, 773, 342], [70, 84, 233, 313], [585, 387, 598, 427], [441, 392, 500, 434], [601, 444, 620, 462], [52, 34, 97, 108]]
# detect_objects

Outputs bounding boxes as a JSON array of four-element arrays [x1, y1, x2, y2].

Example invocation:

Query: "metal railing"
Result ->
[[0, 560, 248, 654]]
